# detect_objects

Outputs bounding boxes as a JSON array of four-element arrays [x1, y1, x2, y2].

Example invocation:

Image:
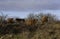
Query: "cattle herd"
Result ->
[[0, 16, 49, 25], [0, 16, 49, 34]]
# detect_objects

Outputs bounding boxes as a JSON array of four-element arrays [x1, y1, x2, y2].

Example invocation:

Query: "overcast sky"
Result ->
[[0, 0, 60, 19], [0, 0, 60, 11]]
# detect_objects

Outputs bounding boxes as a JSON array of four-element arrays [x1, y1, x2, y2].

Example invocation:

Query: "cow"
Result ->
[[6, 18, 14, 23], [41, 16, 48, 24], [15, 18, 25, 23], [25, 19, 38, 26]]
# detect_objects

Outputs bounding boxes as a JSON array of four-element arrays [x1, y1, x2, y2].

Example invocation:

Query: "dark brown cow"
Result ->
[[15, 18, 25, 23]]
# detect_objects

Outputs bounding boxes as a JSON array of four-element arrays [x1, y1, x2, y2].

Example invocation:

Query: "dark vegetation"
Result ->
[[0, 13, 60, 39]]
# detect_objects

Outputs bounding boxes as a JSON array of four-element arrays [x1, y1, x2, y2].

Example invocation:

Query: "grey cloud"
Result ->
[[0, 0, 60, 11]]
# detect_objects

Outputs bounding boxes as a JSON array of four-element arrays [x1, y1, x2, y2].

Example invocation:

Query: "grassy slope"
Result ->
[[0, 23, 60, 39]]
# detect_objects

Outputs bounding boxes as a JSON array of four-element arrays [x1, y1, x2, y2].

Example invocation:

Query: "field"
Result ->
[[0, 13, 60, 39]]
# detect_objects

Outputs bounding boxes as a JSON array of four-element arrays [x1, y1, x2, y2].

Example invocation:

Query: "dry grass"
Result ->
[[0, 22, 60, 39]]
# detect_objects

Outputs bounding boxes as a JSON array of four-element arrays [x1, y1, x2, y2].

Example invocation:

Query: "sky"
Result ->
[[0, 0, 60, 19]]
